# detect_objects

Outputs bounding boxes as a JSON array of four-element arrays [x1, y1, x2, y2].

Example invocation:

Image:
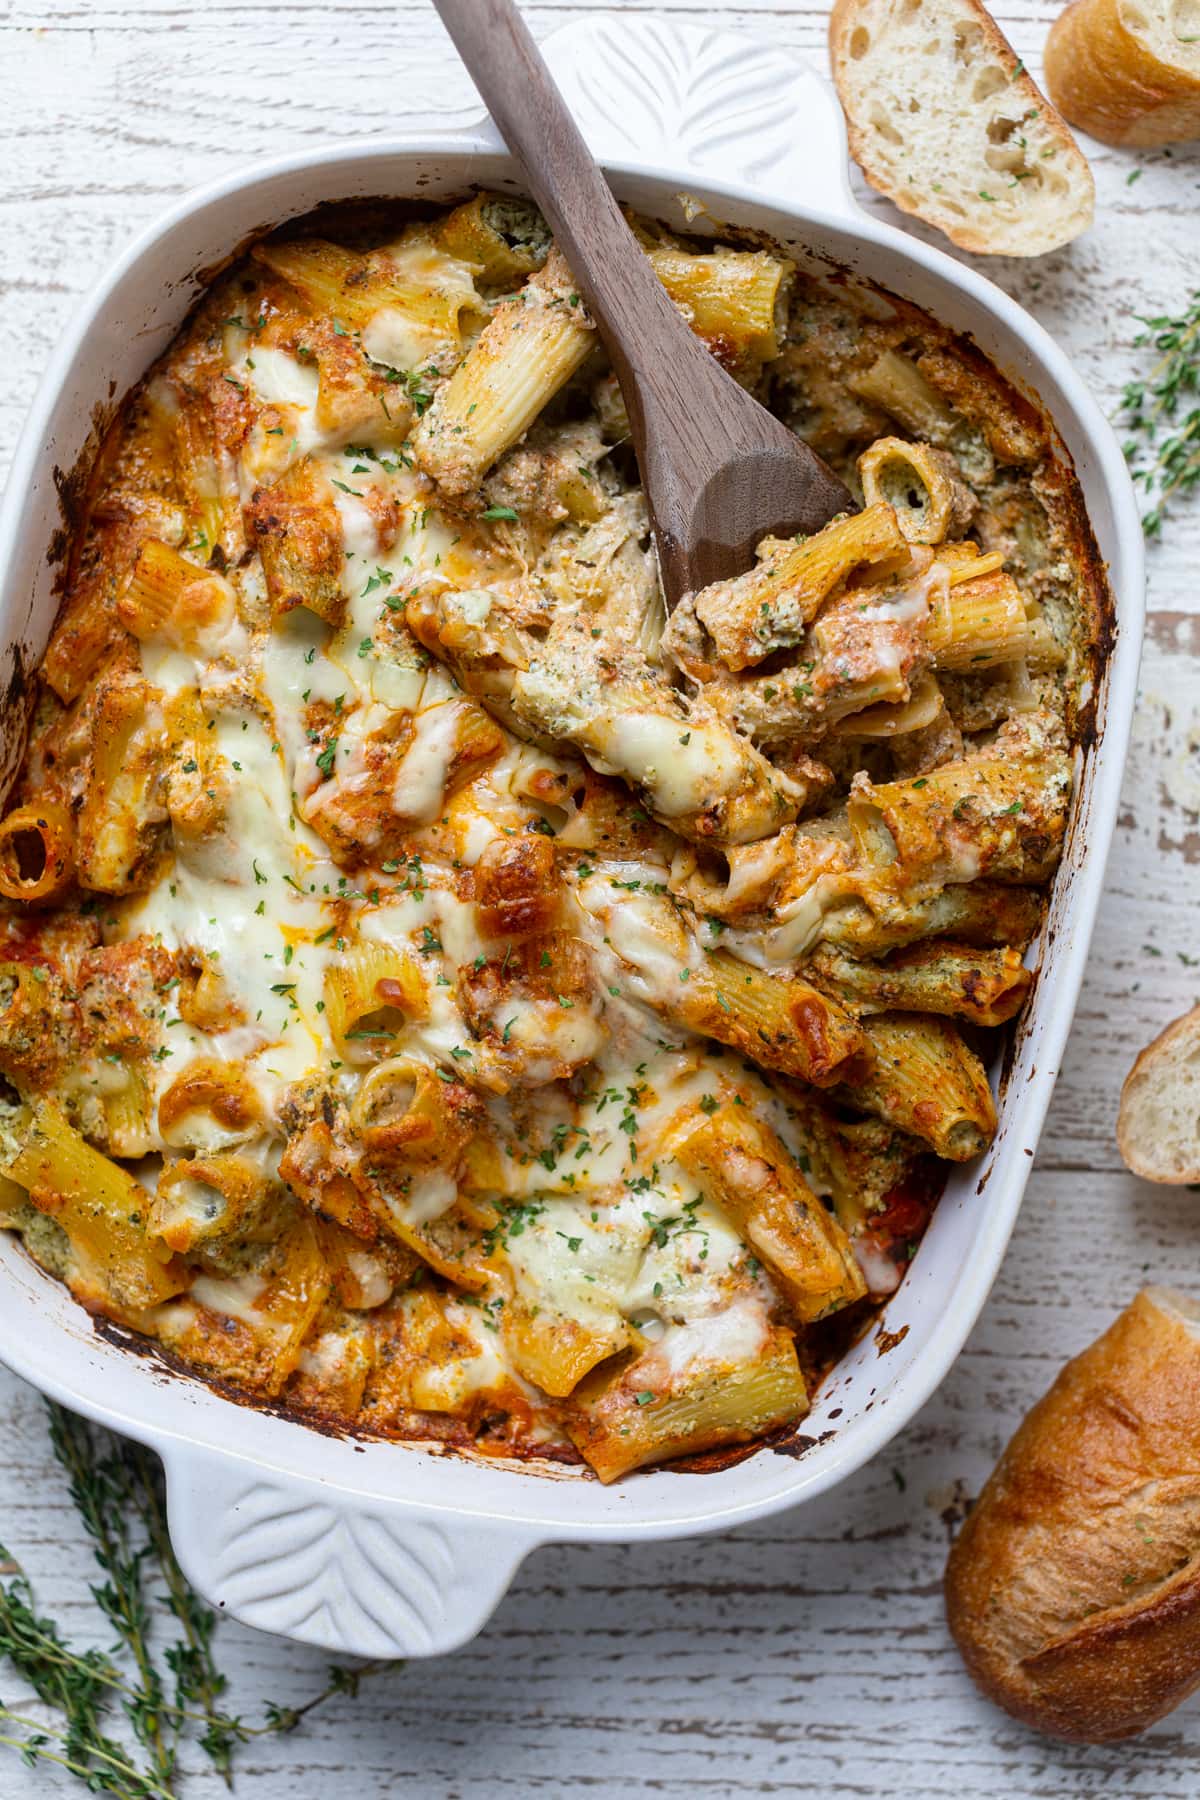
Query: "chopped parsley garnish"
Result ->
[[482, 1199, 546, 1255]]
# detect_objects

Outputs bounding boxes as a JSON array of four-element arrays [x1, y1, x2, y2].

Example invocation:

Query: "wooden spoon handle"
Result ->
[[433, 0, 689, 385], [433, 0, 854, 607]]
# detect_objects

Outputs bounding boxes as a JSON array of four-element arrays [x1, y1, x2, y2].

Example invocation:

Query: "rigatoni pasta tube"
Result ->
[[151, 1151, 279, 1254], [255, 230, 481, 348], [503, 1299, 633, 1400], [414, 249, 596, 497], [693, 503, 908, 672], [247, 460, 346, 626], [846, 1011, 997, 1161], [832, 671, 945, 740], [850, 350, 962, 445], [348, 1056, 483, 1170], [0, 961, 72, 1086], [117, 537, 237, 647], [171, 393, 229, 563], [386, 1287, 509, 1415], [781, 1090, 927, 1237], [255, 239, 389, 327], [41, 518, 135, 706], [325, 942, 429, 1063], [193, 1211, 329, 1396], [848, 753, 1073, 889], [434, 194, 550, 285], [471, 832, 562, 940], [0, 800, 74, 903], [497, 1212, 635, 1397], [819, 882, 1044, 957], [673, 1104, 866, 1321], [858, 437, 975, 546], [6, 1101, 187, 1316], [512, 655, 801, 847], [937, 542, 1005, 585], [810, 940, 1032, 1028], [157, 1058, 262, 1150], [927, 567, 1033, 672], [646, 243, 788, 368], [578, 878, 869, 1087], [75, 679, 168, 896], [100, 1069, 156, 1160], [680, 947, 871, 1088], [564, 1325, 808, 1484], [358, 1181, 493, 1292]]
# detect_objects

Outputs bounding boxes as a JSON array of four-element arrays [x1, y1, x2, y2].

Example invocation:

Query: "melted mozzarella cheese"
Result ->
[[405, 1291, 514, 1411], [119, 706, 341, 1116], [651, 1297, 770, 1378], [189, 1270, 271, 1331], [246, 347, 322, 416], [595, 711, 741, 817], [575, 867, 686, 1004], [391, 703, 463, 823], [358, 237, 482, 372], [503, 1193, 648, 1331], [759, 871, 853, 964], [384, 1166, 458, 1228]]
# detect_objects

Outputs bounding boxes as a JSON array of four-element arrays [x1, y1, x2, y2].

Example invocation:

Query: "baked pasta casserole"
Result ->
[[0, 196, 1103, 1481]]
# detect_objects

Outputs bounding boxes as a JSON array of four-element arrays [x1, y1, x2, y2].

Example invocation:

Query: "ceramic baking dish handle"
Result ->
[[538, 14, 861, 224], [162, 1445, 537, 1658]]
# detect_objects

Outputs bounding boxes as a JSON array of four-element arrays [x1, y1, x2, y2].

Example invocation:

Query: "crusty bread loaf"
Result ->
[[1117, 1002, 1200, 1182], [1045, 0, 1200, 148], [945, 1287, 1200, 1741], [829, 0, 1095, 256]]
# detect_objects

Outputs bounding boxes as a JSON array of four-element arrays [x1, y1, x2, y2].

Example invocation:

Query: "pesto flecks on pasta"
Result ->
[[0, 196, 1102, 1481]]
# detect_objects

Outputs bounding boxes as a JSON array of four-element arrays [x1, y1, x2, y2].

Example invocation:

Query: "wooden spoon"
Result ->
[[433, 0, 854, 609]]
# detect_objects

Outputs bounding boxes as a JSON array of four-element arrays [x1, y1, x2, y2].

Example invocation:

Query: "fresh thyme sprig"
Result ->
[[1120, 292, 1200, 539], [47, 1406, 175, 1787], [0, 1402, 393, 1795]]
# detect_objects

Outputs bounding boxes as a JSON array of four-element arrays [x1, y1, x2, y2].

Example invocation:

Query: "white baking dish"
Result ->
[[0, 16, 1143, 1658]]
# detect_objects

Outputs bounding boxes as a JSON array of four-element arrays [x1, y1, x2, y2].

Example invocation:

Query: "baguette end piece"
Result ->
[[829, 0, 1095, 256], [945, 1287, 1200, 1741], [1045, 0, 1200, 150]]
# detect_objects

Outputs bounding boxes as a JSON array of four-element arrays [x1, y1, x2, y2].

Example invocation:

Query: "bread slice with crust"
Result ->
[[829, 0, 1095, 255], [1118, 1002, 1200, 1182]]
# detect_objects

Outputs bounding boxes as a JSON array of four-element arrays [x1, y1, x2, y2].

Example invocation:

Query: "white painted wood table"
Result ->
[[1, 1, 1198, 1794]]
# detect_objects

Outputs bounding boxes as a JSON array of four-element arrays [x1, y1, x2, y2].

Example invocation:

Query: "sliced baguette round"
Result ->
[[1117, 1002, 1200, 1182], [945, 1287, 1200, 1741], [1045, 0, 1200, 148], [829, 0, 1095, 255]]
